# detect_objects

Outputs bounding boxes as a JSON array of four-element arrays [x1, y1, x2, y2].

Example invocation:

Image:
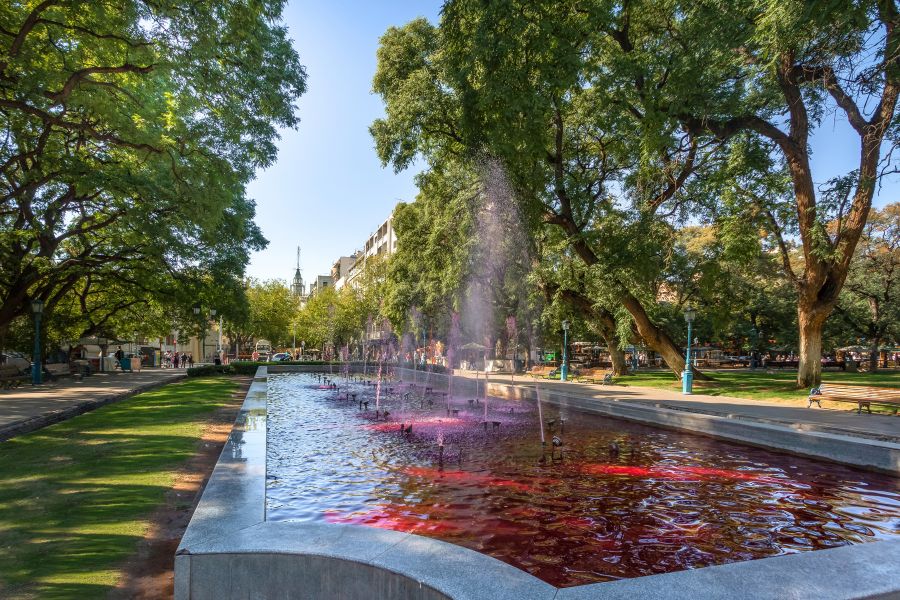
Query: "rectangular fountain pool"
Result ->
[[265, 371, 900, 588]]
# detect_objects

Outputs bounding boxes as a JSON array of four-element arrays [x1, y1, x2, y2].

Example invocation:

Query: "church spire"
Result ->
[[291, 246, 304, 297]]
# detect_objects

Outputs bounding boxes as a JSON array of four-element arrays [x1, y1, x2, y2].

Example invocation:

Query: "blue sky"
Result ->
[[245, 1, 897, 284], [245, 1, 441, 285]]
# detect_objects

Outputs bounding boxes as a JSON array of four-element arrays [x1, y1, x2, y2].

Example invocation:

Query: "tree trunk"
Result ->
[[606, 341, 627, 376], [621, 291, 708, 379], [554, 283, 698, 379], [797, 302, 829, 388], [552, 215, 695, 378], [593, 308, 628, 376], [868, 337, 880, 373]]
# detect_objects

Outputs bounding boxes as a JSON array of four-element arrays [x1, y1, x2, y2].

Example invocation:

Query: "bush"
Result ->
[[186, 364, 235, 377], [186, 361, 451, 377], [187, 360, 334, 377], [398, 362, 450, 375]]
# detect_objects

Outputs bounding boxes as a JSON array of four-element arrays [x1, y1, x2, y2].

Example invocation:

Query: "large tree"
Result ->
[[388, 1, 900, 386], [224, 279, 298, 353], [0, 1, 306, 330], [833, 203, 900, 370], [372, 14, 726, 377], [664, 0, 900, 386]]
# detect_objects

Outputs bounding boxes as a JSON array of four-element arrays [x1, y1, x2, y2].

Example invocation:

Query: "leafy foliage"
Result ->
[[0, 1, 306, 343]]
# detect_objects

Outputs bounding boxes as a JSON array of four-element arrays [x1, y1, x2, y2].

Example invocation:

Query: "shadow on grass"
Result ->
[[0, 377, 238, 599]]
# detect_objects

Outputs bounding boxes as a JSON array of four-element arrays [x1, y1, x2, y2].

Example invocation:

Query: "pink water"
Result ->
[[266, 373, 900, 587]]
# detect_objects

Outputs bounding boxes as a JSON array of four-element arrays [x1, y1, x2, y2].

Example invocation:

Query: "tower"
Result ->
[[291, 247, 305, 298]]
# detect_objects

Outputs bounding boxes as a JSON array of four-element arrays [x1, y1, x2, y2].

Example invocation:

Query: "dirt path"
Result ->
[[109, 377, 250, 600]]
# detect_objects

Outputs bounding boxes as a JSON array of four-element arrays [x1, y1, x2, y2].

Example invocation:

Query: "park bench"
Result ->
[[71, 359, 93, 377], [574, 368, 613, 385], [808, 383, 900, 414], [44, 362, 83, 382], [0, 364, 28, 389], [527, 365, 556, 379]]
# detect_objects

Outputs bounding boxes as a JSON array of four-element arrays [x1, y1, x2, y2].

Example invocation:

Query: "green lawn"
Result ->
[[0, 377, 238, 600], [617, 369, 900, 405]]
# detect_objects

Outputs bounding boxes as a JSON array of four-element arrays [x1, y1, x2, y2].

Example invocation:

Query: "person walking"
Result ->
[[188, 353, 194, 368], [173, 352, 180, 369]]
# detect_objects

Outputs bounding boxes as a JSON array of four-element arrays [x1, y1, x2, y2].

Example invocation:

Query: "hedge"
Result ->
[[186, 361, 450, 377]]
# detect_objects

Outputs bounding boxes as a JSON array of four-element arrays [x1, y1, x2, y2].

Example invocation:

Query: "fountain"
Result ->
[[176, 156, 900, 599], [259, 370, 900, 589]]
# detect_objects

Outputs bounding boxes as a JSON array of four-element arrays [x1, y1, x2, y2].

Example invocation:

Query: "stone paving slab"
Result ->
[[0, 368, 187, 441], [461, 373, 900, 442]]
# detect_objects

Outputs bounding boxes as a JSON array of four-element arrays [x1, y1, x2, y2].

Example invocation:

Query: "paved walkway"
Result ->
[[456, 371, 900, 442], [0, 368, 187, 440]]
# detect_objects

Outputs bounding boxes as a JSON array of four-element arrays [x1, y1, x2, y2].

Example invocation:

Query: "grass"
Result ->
[[617, 369, 900, 407], [0, 377, 238, 599]]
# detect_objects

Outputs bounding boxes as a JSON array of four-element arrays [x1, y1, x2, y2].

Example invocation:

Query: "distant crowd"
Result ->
[[163, 350, 193, 369]]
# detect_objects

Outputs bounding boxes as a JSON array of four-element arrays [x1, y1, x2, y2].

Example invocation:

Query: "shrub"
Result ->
[[186, 364, 234, 377], [186, 361, 450, 377]]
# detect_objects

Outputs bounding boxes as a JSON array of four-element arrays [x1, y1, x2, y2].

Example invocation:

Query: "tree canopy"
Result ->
[[0, 0, 306, 346], [368, 1, 900, 385]]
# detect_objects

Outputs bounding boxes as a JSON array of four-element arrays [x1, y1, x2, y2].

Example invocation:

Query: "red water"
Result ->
[[266, 374, 900, 587]]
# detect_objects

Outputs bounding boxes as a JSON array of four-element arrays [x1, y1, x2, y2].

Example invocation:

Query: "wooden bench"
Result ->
[[527, 366, 556, 379], [574, 368, 613, 385], [0, 365, 28, 389], [44, 363, 83, 382], [808, 383, 900, 414]]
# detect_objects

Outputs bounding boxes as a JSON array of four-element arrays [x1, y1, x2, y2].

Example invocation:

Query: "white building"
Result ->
[[341, 209, 399, 289], [364, 213, 396, 259], [331, 253, 360, 290], [308, 274, 333, 298]]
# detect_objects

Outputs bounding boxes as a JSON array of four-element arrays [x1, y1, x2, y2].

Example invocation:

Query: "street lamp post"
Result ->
[[210, 308, 219, 362], [98, 336, 108, 373], [682, 306, 697, 394], [561, 319, 570, 381], [750, 326, 758, 370], [31, 299, 44, 385], [193, 305, 202, 362]]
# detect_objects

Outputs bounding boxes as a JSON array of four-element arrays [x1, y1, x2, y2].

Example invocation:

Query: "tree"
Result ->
[[382, 160, 541, 362], [833, 203, 900, 370], [0, 1, 306, 331], [420, 0, 900, 386], [372, 14, 725, 377], [224, 279, 297, 353], [664, 0, 900, 386]]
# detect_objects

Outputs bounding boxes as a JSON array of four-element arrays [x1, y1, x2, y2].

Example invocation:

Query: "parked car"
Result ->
[[1, 351, 30, 373], [271, 352, 293, 362]]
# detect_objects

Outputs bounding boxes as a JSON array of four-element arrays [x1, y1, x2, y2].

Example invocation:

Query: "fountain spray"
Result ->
[[536, 382, 546, 446], [482, 357, 489, 423], [375, 364, 383, 417], [507, 315, 517, 385]]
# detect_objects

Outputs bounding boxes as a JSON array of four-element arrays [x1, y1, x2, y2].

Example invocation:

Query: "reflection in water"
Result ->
[[265, 373, 900, 587]]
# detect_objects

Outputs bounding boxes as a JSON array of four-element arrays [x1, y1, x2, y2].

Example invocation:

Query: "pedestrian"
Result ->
[[188, 353, 194, 368], [114, 345, 125, 369], [173, 352, 180, 369]]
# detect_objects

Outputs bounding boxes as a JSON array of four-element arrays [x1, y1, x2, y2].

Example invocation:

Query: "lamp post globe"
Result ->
[[31, 299, 44, 385], [561, 319, 570, 382], [682, 306, 697, 394]]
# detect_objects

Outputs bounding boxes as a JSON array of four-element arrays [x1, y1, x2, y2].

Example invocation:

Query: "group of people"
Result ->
[[164, 350, 193, 369]]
